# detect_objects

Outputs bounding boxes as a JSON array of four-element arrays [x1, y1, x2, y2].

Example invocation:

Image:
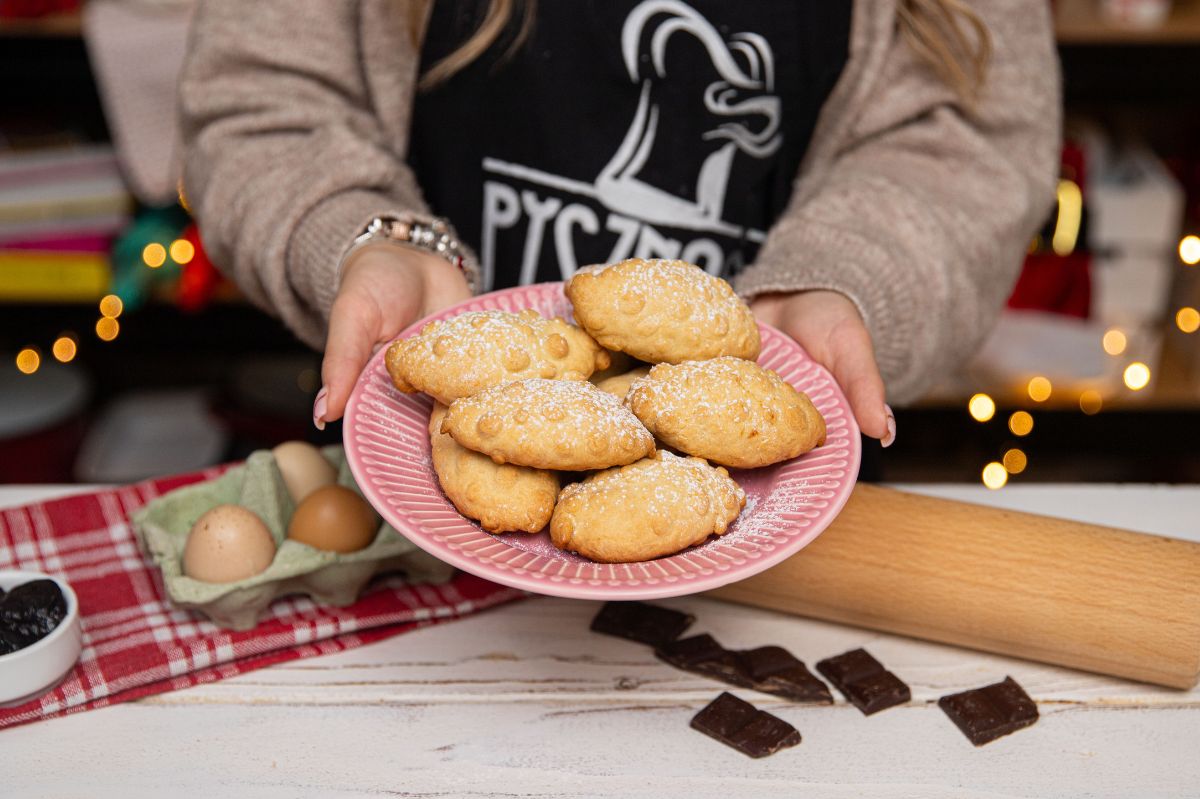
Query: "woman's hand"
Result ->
[[750, 290, 894, 446], [313, 244, 473, 428]]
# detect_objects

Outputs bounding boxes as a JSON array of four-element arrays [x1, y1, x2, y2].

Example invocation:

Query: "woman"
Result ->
[[179, 0, 1060, 446]]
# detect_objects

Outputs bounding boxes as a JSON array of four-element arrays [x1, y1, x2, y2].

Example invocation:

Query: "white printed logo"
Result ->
[[481, 0, 781, 288]]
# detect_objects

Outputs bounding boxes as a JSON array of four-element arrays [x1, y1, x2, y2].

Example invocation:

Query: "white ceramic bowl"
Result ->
[[0, 570, 82, 705]]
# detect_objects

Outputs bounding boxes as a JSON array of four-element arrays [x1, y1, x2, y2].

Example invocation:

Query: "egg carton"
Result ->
[[130, 446, 454, 630]]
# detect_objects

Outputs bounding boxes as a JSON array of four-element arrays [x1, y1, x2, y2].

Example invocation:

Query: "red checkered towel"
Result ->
[[0, 467, 524, 729]]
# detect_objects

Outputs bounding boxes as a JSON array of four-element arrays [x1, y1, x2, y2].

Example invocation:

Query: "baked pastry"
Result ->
[[565, 259, 760, 364], [625, 356, 825, 469], [550, 451, 745, 563], [442, 378, 654, 471], [593, 366, 651, 401], [428, 404, 558, 534], [586, 348, 639, 386], [386, 309, 610, 405]]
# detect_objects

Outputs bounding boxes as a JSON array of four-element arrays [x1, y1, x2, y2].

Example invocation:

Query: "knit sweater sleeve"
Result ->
[[178, 0, 434, 349], [733, 0, 1061, 404]]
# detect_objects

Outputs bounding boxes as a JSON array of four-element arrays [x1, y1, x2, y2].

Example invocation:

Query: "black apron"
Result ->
[[409, 0, 851, 290]]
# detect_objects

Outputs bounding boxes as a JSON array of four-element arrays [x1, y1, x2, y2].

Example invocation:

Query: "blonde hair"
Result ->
[[415, 0, 991, 103], [897, 0, 992, 105]]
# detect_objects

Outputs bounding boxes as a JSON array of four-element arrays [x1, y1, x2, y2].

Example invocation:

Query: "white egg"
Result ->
[[272, 441, 337, 503]]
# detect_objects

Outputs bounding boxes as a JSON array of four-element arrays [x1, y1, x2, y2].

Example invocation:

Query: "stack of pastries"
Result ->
[[385, 258, 827, 563]]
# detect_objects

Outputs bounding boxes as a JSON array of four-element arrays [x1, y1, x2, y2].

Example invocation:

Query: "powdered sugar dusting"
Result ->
[[561, 451, 743, 524], [447, 378, 653, 466]]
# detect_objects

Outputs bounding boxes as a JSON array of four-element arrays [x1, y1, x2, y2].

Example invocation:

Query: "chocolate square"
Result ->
[[656, 634, 749, 686], [738, 646, 803, 681], [758, 664, 834, 704], [691, 692, 801, 758], [841, 670, 911, 715], [938, 677, 1039, 746], [817, 648, 910, 716], [590, 601, 695, 646], [658, 636, 831, 702]]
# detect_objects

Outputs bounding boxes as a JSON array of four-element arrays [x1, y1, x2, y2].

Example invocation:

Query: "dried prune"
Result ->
[[0, 579, 67, 651]]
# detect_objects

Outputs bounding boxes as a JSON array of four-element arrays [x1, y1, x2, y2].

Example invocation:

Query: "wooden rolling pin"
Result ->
[[709, 484, 1200, 689]]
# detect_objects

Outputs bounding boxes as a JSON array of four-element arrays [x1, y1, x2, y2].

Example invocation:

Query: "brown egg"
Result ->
[[183, 504, 277, 583], [287, 485, 378, 553], [273, 441, 337, 503]]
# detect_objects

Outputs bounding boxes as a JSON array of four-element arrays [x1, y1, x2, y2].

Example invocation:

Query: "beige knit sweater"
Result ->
[[179, 0, 1060, 404]]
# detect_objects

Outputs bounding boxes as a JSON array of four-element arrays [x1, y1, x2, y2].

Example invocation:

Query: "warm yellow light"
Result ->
[[1123, 362, 1150, 391], [968, 393, 996, 422], [52, 336, 77, 363], [1027, 376, 1052, 402], [99, 293, 123, 319], [982, 462, 1008, 490], [1002, 448, 1027, 475], [143, 242, 167, 268], [169, 239, 195, 265], [1177, 307, 1200, 334], [1181, 235, 1200, 266], [1079, 389, 1103, 415], [1102, 328, 1126, 356], [96, 317, 120, 342], [1008, 410, 1034, 436], [15, 347, 40, 375], [1052, 179, 1083, 256]]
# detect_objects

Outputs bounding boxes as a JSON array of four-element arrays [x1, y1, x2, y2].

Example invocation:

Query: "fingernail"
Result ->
[[313, 386, 328, 431], [881, 404, 896, 448]]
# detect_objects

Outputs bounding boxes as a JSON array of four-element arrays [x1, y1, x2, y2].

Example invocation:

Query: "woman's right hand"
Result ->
[[314, 244, 473, 429]]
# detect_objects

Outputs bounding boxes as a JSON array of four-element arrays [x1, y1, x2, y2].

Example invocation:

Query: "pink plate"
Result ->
[[344, 282, 860, 600]]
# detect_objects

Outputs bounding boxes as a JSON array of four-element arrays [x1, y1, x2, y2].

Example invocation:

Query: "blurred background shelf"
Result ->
[[0, 11, 81, 38], [1056, 0, 1200, 43]]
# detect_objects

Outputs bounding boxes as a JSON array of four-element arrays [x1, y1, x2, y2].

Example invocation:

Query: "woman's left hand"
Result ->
[[750, 290, 894, 446]]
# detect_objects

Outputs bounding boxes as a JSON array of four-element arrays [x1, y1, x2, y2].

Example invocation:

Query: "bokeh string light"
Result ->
[[968, 393, 996, 422], [1181, 234, 1200, 266], [52, 335, 77, 363], [95, 317, 120, 342], [15, 347, 40, 375], [1178, 307, 1199, 334], [982, 462, 1008, 490], [143, 242, 167, 268], [1027, 376, 1052, 402], [1003, 448, 1027, 475], [1102, 328, 1126, 355], [169, 238, 195, 265], [1123, 362, 1151, 391], [99, 293, 123, 319], [1079, 390, 1103, 415], [1008, 410, 1034, 436]]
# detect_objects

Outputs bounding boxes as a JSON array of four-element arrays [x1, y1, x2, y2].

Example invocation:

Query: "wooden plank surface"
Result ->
[[4, 485, 1199, 798]]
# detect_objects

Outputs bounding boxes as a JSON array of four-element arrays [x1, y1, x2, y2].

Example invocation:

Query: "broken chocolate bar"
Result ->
[[690, 692, 801, 758], [816, 648, 910, 715], [656, 635, 832, 703], [657, 634, 750, 686], [938, 676, 1039, 746], [589, 601, 695, 646]]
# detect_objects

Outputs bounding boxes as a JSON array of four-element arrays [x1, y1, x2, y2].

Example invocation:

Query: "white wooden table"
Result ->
[[4, 484, 1199, 798]]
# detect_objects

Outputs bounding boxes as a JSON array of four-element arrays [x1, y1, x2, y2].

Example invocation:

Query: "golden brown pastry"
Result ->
[[550, 451, 745, 563], [428, 404, 559, 534], [385, 309, 610, 405], [441, 378, 654, 471], [624, 356, 825, 469], [565, 258, 760, 364], [586, 348, 639, 386], [593, 366, 651, 401]]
